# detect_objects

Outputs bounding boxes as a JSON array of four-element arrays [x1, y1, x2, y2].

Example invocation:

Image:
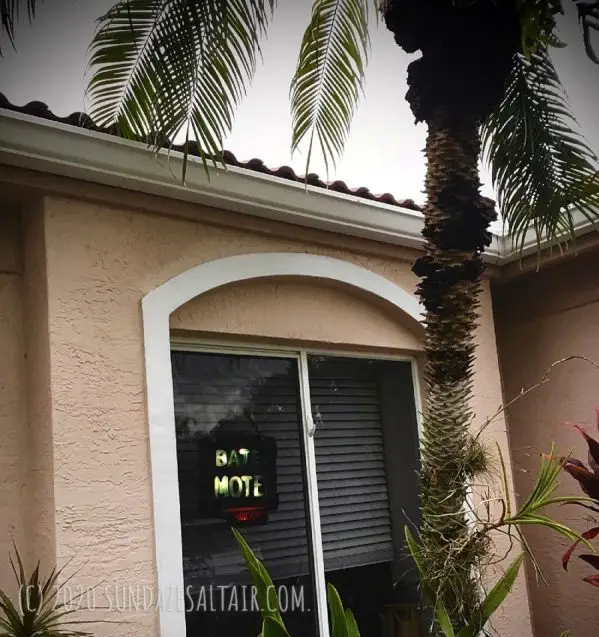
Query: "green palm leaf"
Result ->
[[482, 47, 599, 252], [573, 0, 599, 64], [87, 0, 275, 180], [0, 0, 39, 53], [290, 0, 370, 175]]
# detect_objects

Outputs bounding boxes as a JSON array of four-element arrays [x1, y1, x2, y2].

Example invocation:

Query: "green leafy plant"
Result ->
[[404, 450, 592, 636], [0, 546, 92, 637], [233, 527, 360, 637], [407, 524, 523, 637]]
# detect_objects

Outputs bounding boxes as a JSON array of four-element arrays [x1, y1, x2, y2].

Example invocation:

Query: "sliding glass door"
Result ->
[[171, 347, 420, 637]]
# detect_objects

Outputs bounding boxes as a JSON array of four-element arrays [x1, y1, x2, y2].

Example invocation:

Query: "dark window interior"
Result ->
[[172, 350, 421, 637]]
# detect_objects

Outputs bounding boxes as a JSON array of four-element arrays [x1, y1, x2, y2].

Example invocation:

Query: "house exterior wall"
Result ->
[[0, 205, 58, 592], [22, 204, 58, 573], [0, 209, 27, 595], [0, 187, 531, 637], [171, 277, 423, 351], [494, 247, 599, 637]]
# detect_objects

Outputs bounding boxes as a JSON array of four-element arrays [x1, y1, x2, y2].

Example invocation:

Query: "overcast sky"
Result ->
[[1, 0, 598, 214]]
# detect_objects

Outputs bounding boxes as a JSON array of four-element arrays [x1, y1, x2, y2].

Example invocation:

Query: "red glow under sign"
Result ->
[[226, 506, 268, 524]]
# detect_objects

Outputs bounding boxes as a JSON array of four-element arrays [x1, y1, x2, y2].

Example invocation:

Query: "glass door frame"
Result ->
[[171, 338, 424, 637]]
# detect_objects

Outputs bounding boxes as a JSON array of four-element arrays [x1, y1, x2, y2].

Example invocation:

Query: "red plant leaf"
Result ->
[[564, 456, 587, 470], [579, 554, 599, 570], [582, 574, 599, 588], [573, 424, 599, 476], [562, 526, 599, 570], [563, 462, 599, 500]]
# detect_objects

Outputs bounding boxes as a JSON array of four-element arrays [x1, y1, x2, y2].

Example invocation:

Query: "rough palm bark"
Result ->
[[415, 116, 497, 622], [383, 0, 521, 626]]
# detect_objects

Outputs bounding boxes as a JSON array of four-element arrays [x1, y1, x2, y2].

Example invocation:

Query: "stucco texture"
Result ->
[[171, 277, 422, 351], [494, 248, 599, 637], [0, 212, 26, 596], [1, 193, 531, 636], [0, 207, 58, 593]]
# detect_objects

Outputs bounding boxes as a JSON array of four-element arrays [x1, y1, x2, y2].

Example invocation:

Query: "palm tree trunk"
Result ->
[[382, 2, 520, 628], [413, 114, 496, 624]]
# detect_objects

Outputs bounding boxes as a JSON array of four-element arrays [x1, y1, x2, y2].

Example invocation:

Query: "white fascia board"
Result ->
[[0, 109, 427, 248], [4, 108, 593, 263], [497, 209, 597, 264]]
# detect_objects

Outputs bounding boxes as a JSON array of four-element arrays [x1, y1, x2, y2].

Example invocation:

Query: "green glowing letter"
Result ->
[[215, 450, 227, 468], [214, 476, 229, 497]]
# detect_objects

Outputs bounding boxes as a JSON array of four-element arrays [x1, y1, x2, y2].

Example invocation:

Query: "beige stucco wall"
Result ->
[[0, 187, 532, 636], [171, 277, 422, 351], [494, 248, 599, 637], [22, 204, 58, 572], [0, 209, 27, 595], [470, 281, 534, 637], [0, 205, 58, 593]]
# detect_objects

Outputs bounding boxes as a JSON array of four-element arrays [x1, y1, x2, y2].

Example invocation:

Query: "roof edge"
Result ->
[[0, 108, 435, 250], [0, 108, 594, 264]]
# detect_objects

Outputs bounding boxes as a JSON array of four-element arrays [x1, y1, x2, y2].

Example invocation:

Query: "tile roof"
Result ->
[[0, 92, 423, 212]]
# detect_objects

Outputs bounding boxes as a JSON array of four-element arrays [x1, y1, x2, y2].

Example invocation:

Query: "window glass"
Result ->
[[172, 351, 319, 637], [171, 349, 421, 637], [308, 355, 421, 637]]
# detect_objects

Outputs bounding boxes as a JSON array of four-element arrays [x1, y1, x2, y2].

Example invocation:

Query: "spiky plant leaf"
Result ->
[[290, 0, 369, 175], [262, 616, 292, 637], [232, 527, 284, 626], [327, 583, 349, 637], [0, 546, 95, 637], [87, 0, 275, 180], [456, 554, 524, 637], [500, 451, 593, 548], [0, 0, 39, 53], [482, 48, 599, 253]]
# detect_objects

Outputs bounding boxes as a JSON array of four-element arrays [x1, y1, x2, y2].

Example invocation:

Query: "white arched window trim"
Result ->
[[141, 252, 424, 637]]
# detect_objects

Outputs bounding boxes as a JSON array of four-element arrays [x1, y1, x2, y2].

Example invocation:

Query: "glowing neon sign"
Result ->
[[198, 433, 278, 525]]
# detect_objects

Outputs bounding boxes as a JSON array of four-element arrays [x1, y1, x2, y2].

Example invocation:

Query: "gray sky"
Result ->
[[1, 0, 598, 214]]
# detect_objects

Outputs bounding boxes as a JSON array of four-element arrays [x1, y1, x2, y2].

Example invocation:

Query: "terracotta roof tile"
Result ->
[[0, 92, 423, 212]]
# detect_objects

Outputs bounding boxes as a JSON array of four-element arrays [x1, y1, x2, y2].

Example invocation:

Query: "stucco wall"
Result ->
[[0, 210, 27, 594], [171, 277, 422, 351], [22, 192, 532, 636], [22, 204, 58, 572], [471, 280, 533, 637], [494, 248, 599, 637], [0, 204, 58, 590]]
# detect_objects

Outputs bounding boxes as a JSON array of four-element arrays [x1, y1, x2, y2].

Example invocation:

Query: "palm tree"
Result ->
[[3, 0, 599, 629]]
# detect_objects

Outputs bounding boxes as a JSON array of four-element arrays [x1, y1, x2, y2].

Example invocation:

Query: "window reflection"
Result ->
[[172, 351, 319, 637], [171, 350, 422, 637], [309, 356, 421, 637]]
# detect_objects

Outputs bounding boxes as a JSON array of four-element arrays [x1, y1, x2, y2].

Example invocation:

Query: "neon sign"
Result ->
[[197, 433, 278, 525]]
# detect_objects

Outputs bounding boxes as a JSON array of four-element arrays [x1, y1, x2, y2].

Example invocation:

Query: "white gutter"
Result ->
[[497, 210, 597, 264], [0, 109, 593, 263], [0, 109, 430, 249]]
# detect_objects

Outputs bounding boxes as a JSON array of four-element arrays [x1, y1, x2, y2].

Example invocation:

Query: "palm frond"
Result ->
[[0, 0, 39, 54], [87, 0, 275, 180], [482, 48, 599, 252], [517, 0, 564, 56], [290, 0, 370, 176], [573, 0, 599, 63]]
